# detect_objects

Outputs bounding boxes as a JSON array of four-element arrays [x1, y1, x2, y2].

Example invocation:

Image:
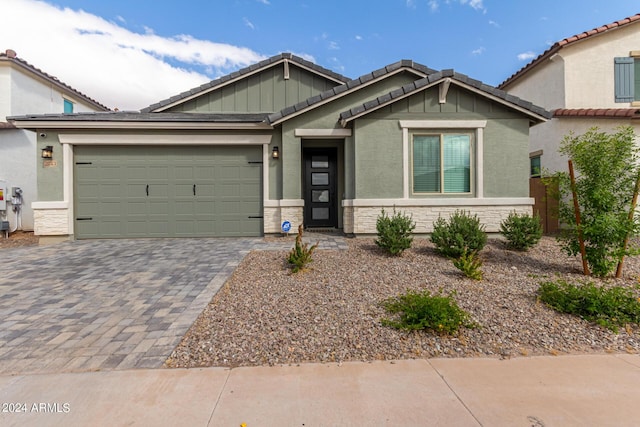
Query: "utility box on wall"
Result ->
[[0, 180, 7, 211]]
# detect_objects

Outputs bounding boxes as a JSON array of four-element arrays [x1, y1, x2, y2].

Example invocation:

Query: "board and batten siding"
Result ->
[[167, 65, 340, 113]]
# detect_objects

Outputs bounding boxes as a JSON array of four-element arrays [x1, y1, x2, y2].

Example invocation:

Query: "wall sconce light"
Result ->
[[272, 146, 279, 159], [41, 146, 53, 159]]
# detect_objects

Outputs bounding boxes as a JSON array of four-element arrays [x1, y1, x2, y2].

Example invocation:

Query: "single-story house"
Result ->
[[9, 53, 551, 242]]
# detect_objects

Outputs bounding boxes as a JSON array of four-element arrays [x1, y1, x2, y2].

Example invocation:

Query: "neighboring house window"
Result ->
[[412, 133, 471, 194], [63, 99, 74, 113], [614, 56, 640, 102], [530, 155, 541, 177]]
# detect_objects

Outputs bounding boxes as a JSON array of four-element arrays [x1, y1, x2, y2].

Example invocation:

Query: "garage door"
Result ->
[[74, 145, 263, 238]]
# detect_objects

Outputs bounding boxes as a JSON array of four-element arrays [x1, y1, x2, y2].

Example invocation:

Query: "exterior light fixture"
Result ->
[[41, 146, 53, 159], [272, 146, 279, 159]]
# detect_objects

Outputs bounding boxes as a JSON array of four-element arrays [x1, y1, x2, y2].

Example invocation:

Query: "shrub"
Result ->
[[431, 210, 487, 258], [381, 289, 474, 334], [375, 208, 415, 256], [452, 249, 483, 280], [538, 279, 640, 332], [555, 126, 640, 277], [287, 225, 318, 273], [500, 211, 543, 251]]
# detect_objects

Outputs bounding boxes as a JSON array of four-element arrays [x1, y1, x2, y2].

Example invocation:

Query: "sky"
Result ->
[[1, 0, 638, 111]]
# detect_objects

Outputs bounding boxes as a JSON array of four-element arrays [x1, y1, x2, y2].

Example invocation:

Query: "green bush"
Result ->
[[431, 210, 487, 258], [287, 225, 318, 273], [538, 279, 640, 332], [500, 211, 543, 251], [381, 289, 474, 334], [375, 208, 415, 256], [452, 249, 483, 280]]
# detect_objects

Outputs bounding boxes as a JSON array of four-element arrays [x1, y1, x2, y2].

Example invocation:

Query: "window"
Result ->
[[412, 133, 471, 194], [63, 99, 74, 114], [614, 56, 640, 102], [530, 156, 541, 177]]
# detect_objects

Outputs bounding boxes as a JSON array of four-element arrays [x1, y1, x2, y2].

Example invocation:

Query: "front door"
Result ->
[[303, 148, 338, 228]]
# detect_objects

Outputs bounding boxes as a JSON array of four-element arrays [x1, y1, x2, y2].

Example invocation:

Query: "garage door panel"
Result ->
[[74, 145, 262, 238]]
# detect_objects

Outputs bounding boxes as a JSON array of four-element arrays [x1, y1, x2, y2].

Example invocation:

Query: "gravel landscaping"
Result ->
[[166, 236, 640, 368]]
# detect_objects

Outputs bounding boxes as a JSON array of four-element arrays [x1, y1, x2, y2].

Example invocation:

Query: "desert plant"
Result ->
[[554, 126, 640, 277], [381, 289, 475, 334], [500, 211, 543, 251], [287, 225, 319, 273], [538, 279, 640, 332], [431, 210, 487, 258], [375, 208, 415, 256], [452, 249, 483, 280]]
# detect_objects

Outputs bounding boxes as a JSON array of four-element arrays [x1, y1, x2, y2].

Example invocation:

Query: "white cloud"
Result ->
[[428, 0, 485, 12], [257, 0, 270, 4], [472, 47, 485, 55], [517, 51, 537, 61], [328, 41, 339, 50], [355, 35, 363, 41], [406, 0, 416, 8], [488, 20, 499, 28], [0, 0, 266, 110], [243, 17, 255, 30]]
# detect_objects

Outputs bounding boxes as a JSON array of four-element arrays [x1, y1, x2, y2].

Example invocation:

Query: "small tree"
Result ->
[[555, 126, 640, 277]]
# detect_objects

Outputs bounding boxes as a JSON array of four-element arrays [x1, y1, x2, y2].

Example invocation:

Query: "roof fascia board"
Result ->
[[269, 66, 430, 126], [151, 58, 346, 113], [341, 79, 548, 126], [10, 120, 272, 130], [58, 133, 273, 145]]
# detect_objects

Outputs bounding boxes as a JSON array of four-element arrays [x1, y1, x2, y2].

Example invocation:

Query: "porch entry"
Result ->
[[303, 147, 338, 228]]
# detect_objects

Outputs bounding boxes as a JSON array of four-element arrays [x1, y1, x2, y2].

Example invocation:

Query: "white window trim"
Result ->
[[399, 120, 486, 199]]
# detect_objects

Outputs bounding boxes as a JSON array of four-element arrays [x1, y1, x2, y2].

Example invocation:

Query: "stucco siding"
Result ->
[[504, 56, 566, 110], [353, 118, 403, 198], [483, 119, 530, 197], [531, 119, 640, 174], [562, 23, 640, 108]]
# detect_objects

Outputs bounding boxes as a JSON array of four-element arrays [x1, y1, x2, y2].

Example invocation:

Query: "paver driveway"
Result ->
[[0, 236, 347, 375]]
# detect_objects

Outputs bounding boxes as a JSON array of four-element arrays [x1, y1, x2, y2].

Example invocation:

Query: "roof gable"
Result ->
[[142, 53, 350, 113], [499, 14, 640, 89], [267, 60, 437, 125], [339, 69, 551, 126], [0, 49, 110, 111]]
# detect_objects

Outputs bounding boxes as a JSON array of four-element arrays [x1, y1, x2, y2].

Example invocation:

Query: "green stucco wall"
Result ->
[[284, 83, 534, 200], [37, 131, 64, 201]]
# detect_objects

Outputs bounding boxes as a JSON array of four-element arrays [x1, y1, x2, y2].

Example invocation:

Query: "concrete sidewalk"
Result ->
[[1, 354, 640, 427]]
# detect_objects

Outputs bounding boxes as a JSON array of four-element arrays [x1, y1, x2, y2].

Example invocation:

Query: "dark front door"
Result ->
[[303, 148, 338, 228]]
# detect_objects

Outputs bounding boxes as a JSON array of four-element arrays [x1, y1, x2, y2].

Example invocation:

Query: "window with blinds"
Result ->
[[412, 133, 471, 194]]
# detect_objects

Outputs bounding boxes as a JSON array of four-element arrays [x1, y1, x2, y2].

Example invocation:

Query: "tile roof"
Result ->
[[553, 108, 640, 118], [8, 112, 269, 123], [267, 60, 437, 124], [498, 14, 640, 89], [339, 69, 552, 125], [0, 49, 110, 111], [141, 53, 351, 113]]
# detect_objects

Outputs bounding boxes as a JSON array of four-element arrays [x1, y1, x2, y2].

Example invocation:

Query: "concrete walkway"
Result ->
[[1, 354, 639, 426], [0, 234, 347, 376]]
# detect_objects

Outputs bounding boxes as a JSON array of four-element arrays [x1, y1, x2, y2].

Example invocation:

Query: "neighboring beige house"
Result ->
[[499, 13, 640, 176], [0, 49, 109, 232]]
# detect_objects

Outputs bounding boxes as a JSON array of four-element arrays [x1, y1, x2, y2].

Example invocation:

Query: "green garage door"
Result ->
[[74, 145, 263, 238]]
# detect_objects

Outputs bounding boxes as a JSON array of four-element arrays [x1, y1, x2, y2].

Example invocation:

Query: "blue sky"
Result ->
[[1, 0, 638, 110]]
